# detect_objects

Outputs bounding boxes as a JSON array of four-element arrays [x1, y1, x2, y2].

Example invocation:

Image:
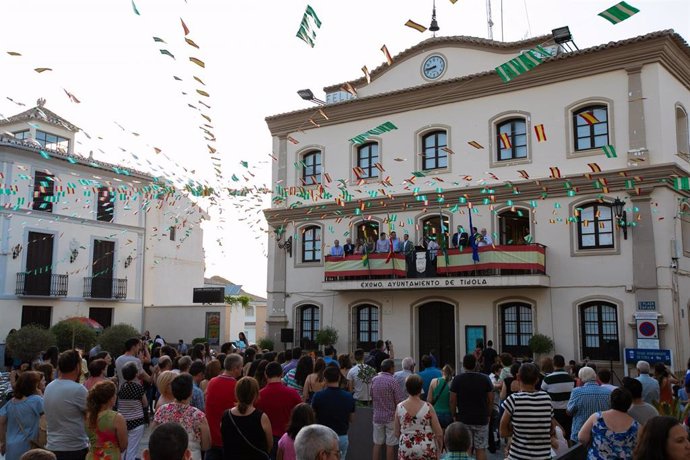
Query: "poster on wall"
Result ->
[[465, 325, 486, 356], [205, 312, 220, 346]]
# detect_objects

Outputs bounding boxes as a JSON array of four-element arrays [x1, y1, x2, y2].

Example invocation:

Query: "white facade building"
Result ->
[[0, 103, 207, 338], [264, 31, 690, 373]]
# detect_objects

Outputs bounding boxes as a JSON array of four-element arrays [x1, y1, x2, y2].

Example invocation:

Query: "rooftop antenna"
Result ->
[[486, 0, 494, 40], [429, 0, 440, 37]]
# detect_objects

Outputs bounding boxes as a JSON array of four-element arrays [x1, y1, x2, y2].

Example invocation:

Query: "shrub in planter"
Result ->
[[97, 324, 140, 358], [315, 326, 339, 348], [528, 333, 554, 356], [51, 320, 97, 352], [257, 338, 274, 351], [7, 325, 56, 363], [192, 337, 207, 345]]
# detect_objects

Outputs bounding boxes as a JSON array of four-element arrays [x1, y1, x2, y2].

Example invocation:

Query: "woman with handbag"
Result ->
[[221, 377, 273, 459], [0, 371, 45, 460], [426, 364, 454, 429]]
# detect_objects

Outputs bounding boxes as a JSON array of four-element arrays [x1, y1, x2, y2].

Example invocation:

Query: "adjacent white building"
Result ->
[[264, 30, 690, 373], [0, 102, 207, 339]]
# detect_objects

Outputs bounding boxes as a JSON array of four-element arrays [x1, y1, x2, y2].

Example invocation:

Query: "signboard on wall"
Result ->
[[637, 301, 657, 311], [205, 312, 220, 346], [624, 348, 672, 366]]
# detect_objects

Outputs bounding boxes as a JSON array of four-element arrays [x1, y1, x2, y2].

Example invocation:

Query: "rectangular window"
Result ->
[[357, 143, 379, 179], [97, 187, 114, 222], [89, 307, 113, 329], [21, 306, 52, 329], [577, 203, 614, 250], [14, 130, 30, 140], [169, 226, 176, 241], [32, 171, 54, 212], [35, 130, 69, 152], [574, 106, 609, 152], [580, 302, 619, 361]]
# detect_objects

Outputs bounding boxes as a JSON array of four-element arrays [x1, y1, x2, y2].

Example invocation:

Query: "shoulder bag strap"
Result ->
[[227, 409, 270, 460], [432, 378, 448, 408]]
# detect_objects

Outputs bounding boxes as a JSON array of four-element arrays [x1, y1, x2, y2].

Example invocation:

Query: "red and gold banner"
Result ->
[[437, 245, 546, 274], [325, 253, 406, 279]]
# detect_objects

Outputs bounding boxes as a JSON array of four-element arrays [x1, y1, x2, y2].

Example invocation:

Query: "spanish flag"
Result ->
[[587, 163, 602, 173], [468, 141, 484, 149], [549, 167, 562, 178], [579, 112, 600, 125], [341, 82, 357, 97], [517, 170, 530, 179], [499, 133, 512, 149], [381, 45, 393, 66], [287, 136, 299, 145], [405, 20, 427, 33], [361, 66, 371, 84], [534, 124, 547, 142]]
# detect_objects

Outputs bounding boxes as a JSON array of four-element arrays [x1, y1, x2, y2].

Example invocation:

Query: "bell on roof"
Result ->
[[37, 98, 46, 107], [429, 0, 440, 34]]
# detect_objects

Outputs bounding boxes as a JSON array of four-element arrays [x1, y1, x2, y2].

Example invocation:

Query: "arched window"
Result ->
[[356, 143, 379, 179], [421, 215, 450, 248], [498, 208, 530, 244], [573, 105, 609, 151], [496, 118, 527, 161], [422, 130, 448, 170], [298, 305, 319, 349], [301, 226, 322, 262], [577, 202, 614, 250], [677, 105, 689, 156], [353, 305, 379, 351], [580, 301, 619, 361], [500, 302, 532, 357], [301, 150, 322, 185]]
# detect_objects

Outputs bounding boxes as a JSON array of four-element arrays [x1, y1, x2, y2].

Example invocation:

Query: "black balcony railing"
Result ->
[[83, 277, 127, 299], [16, 272, 68, 296]]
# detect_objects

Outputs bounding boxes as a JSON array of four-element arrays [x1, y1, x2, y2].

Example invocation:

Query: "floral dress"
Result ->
[[397, 401, 438, 460], [586, 412, 639, 460], [153, 402, 206, 460], [86, 410, 120, 460]]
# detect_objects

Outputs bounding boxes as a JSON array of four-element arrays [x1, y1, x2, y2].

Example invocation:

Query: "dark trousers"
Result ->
[[554, 409, 573, 441], [270, 435, 280, 460], [52, 449, 88, 460], [205, 446, 223, 460], [488, 408, 500, 451]]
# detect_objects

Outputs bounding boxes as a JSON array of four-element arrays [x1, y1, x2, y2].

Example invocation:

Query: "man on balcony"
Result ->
[[376, 233, 390, 253], [452, 226, 469, 248], [343, 237, 355, 256], [330, 240, 344, 257], [401, 234, 415, 277], [478, 228, 493, 247], [389, 231, 401, 253]]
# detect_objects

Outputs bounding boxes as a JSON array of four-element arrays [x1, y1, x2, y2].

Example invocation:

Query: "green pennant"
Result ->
[[598, 1, 639, 24]]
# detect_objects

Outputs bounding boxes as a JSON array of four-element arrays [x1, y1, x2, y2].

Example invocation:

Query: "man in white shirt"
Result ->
[[478, 228, 493, 246], [346, 349, 376, 405]]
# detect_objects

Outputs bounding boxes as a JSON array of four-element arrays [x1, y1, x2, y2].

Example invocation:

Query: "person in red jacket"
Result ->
[[204, 354, 243, 460]]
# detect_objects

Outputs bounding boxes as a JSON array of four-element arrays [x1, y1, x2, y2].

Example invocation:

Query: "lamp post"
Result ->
[[612, 197, 628, 240]]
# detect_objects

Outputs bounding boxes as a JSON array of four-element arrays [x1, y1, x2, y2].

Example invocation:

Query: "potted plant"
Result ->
[[315, 326, 339, 349], [97, 324, 140, 358], [6, 325, 56, 363], [528, 333, 554, 357], [257, 338, 274, 351], [51, 319, 97, 351]]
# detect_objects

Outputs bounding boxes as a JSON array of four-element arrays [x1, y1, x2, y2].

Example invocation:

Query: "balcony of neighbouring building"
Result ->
[[83, 277, 128, 300], [322, 244, 549, 291], [16, 272, 69, 296]]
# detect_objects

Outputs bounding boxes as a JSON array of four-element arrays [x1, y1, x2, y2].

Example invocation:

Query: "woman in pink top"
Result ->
[[277, 403, 315, 460]]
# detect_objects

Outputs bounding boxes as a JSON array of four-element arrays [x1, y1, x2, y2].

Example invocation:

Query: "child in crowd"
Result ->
[[441, 422, 473, 459], [277, 403, 315, 460]]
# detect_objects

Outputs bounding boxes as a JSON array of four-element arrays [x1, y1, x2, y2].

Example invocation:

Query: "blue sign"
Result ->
[[624, 348, 671, 365], [637, 301, 656, 311]]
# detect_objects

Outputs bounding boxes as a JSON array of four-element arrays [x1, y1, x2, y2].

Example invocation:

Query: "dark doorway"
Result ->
[[89, 308, 113, 329], [418, 302, 456, 368], [92, 240, 115, 298], [21, 306, 52, 329], [25, 232, 54, 295], [498, 209, 530, 245]]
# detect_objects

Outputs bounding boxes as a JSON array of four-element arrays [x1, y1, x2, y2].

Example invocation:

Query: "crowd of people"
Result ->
[[1, 334, 690, 460]]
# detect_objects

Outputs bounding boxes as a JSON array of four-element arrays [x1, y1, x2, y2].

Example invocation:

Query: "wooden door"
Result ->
[[92, 240, 115, 298], [418, 302, 456, 368], [25, 232, 53, 295]]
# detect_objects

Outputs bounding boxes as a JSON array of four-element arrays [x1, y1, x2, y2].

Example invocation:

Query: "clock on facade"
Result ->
[[421, 54, 447, 80]]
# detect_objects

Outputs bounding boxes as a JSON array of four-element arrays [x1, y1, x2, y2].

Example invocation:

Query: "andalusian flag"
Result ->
[[674, 177, 690, 191], [405, 20, 427, 32], [499, 133, 512, 149], [381, 45, 393, 65], [599, 1, 639, 24], [534, 124, 547, 142], [579, 112, 600, 125], [296, 5, 322, 48], [602, 145, 617, 158]]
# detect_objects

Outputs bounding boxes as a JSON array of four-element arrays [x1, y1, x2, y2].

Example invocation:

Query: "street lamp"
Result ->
[[612, 197, 628, 240]]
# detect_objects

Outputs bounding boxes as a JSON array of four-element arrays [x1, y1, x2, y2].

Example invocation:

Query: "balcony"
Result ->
[[83, 277, 128, 300], [323, 244, 549, 291], [16, 272, 68, 297]]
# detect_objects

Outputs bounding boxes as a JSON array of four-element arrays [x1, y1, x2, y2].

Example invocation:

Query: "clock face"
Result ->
[[422, 54, 446, 80]]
